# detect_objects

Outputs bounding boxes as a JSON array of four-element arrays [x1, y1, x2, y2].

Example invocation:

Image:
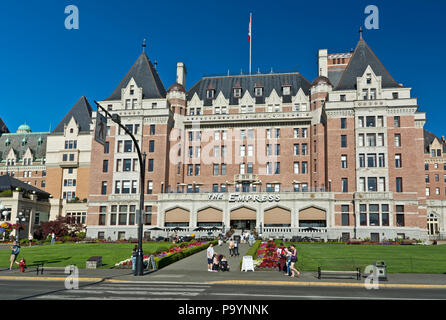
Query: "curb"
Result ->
[[1, 276, 446, 290], [205, 280, 446, 290], [0, 276, 104, 282]]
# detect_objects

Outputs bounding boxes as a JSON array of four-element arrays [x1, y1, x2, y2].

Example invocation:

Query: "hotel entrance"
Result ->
[[230, 207, 257, 231], [230, 219, 256, 230]]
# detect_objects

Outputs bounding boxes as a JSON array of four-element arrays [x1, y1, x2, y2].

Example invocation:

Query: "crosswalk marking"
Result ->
[[32, 282, 208, 300]]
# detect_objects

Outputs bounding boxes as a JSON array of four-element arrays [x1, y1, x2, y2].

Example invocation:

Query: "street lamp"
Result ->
[[15, 212, 24, 242], [95, 101, 146, 276]]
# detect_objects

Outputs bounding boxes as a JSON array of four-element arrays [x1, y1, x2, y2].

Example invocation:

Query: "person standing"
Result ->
[[28, 234, 33, 247], [212, 253, 219, 272], [207, 243, 214, 271], [132, 245, 137, 272], [51, 232, 55, 245], [228, 238, 235, 257], [289, 244, 300, 278], [9, 241, 20, 270], [278, 243, 287, 273], [234, 237, 240, 256]]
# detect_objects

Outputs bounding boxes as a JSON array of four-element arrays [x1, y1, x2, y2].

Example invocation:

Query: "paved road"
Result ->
[[1, 279, 446, 300]]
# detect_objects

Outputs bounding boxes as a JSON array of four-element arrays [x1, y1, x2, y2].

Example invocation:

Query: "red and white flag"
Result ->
[[248, 14, 252, 42]]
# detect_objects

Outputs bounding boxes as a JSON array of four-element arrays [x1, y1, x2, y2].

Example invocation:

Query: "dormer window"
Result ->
[[255, 87, 263, 97], [282, 86, 291, 95], [392, 92, 399, 99], [130, 85, 135, 95], [207, 89, 215, 99], [233, 88, 242, 98], [366, 73, 372, 84]]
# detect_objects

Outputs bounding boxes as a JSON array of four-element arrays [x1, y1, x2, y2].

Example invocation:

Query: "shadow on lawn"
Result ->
[[33, 257, 72, 265]]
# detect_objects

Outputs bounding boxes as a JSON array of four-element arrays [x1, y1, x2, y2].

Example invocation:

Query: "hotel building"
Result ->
[[83, 36, 443, 242]]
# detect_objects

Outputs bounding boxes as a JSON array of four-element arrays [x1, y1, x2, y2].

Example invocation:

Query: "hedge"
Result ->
[[155, 240, 218, 270]]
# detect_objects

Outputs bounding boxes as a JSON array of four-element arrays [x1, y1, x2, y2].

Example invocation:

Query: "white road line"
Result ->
[[82, 286, 206, 292], [207, 292, 442, 300], [35, 295, 188, 300], [58, 289, 202, 296]]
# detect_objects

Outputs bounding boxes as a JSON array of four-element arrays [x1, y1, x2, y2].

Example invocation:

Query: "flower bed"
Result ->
[[114, 241, 209, 269], [255, 240, 280, 271]]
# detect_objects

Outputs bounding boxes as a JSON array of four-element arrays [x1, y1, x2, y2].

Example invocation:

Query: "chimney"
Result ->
[[176, 62, 187, 88], [318, 49, 328, 77]]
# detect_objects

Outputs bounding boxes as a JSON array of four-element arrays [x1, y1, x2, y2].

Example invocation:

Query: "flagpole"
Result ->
[[249, 12, 252, 75]]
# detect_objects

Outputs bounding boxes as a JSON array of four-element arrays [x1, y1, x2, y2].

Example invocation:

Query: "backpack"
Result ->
[[12, 246, 20, 255]]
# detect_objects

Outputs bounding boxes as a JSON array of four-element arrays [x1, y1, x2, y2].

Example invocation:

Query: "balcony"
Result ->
[[234, 174, 258, 182]]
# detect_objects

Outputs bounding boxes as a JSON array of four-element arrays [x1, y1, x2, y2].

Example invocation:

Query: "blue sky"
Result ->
[[0, 0, 445, 137]]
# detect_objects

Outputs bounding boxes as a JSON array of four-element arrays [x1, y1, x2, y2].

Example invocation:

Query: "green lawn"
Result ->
[[1, 242, 173, 269], [282, 243, 446, 274]]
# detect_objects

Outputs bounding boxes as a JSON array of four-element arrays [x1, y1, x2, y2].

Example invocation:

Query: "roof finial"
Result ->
[[142, 38, 147, 53], [154, 59, 158, 69], [359, 26, 363, 40]]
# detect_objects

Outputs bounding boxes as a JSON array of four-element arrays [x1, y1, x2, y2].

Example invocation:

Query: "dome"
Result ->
[[311, 76, 332, 87], [168, 83, 186, 93], [17, 123, 31, 133]]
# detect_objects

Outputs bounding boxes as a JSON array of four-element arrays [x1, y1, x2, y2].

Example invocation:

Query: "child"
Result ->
[[212, 254, 219, 272], [220, 255, 229, 272]]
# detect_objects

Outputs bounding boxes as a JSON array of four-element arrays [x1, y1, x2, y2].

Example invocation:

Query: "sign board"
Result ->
[[94, 111, 107, 146], [241, 255, 254, 272], [208, 193, 280, 203]]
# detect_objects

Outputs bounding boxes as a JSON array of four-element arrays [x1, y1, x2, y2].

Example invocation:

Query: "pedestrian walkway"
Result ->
[[2, 241, 446, 289]]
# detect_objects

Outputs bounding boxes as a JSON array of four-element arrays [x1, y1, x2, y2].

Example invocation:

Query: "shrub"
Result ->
[[157, 241, 218, 270], [77, 232, 86, 240]]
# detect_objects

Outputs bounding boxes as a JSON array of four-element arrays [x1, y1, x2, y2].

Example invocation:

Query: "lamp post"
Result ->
[[15, 212, 24, 242], [95, 101, 146, 276]]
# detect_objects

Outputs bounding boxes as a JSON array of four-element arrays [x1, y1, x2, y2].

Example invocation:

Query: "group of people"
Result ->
[[277, 243, 300, 277], [228, 238, 239, 257], [206, 243, 229, 272]]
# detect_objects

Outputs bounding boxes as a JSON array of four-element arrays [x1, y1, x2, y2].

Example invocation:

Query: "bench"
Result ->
[[318, 266, 361, 280], [36, 264, 76, 276]]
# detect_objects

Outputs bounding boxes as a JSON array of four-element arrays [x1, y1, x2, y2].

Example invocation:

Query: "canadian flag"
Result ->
[[248, 14, 252, 42]]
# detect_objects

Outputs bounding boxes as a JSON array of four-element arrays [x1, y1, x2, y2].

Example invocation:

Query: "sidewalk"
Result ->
[[1, 242, 446, 289]]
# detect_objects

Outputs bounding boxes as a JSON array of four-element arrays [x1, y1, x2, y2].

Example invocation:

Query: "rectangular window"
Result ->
[[302, 144, 308, 155], [341, 135, 347, 148], [341, 205, 349, 226], [187, 164, 193, 176], [294, 144, 299, 156], [274, 162, 280, 175], [101, 182, 107, 195], [359, 154, 365, 168], [378, 177, 386, 192], [396, 205, 405, 227], [302, 162, 308, 174], [294, 128, 299, 138], [358, 134, 365, 147], [394, 116, 400, 128], [378, 153, 385, 168], [381, 204, 389, 226], [394, 134, 401, 147], [341, 118, 346, 129], [213, 164, 219, 176], [149, 140, 155, 152], [221, 163, 226, 176], [122, 180, 131, 194], [342, 178, 348, 193], [104, 142, 110, 154], [360, 204, 367, 226], [124, 140, 133, 152], [195, 164, 200, 176], [102, 160, 109, 173], [358, 116, 364, 128], [150, 125, 155, 135], [366, 116, 375, 127], [294, 162, 299, 174], [369, 204, 379, 226], [367, 154, 377, 167], [147, 181, 153, 194], [302, 128, 307, 138], [368, 177, 377, 192], [377, 116, 384, 127], [341, 155, 347, 168], [377, 133, 384, 146], [367, 133, 376, 147], [123, 159, 132, 172], [148, 159, 154, 172], [396, 177, 403, 193], [395, 153, 401, 168]]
